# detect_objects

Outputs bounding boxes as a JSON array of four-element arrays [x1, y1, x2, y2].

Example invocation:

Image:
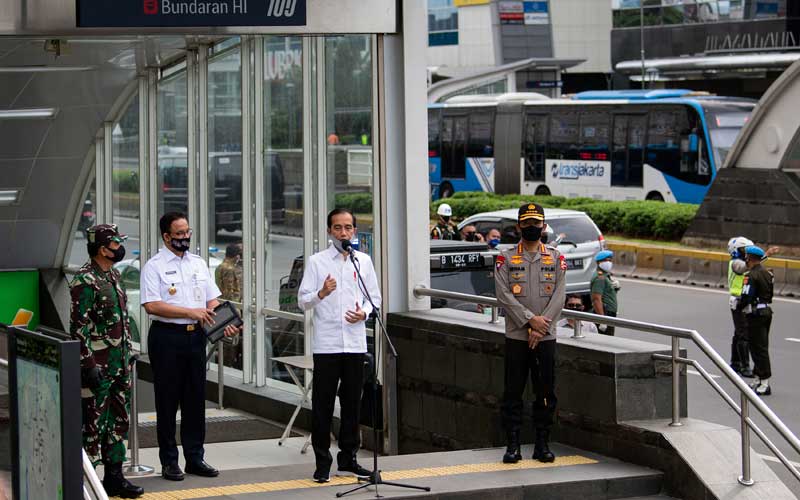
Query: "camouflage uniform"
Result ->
[[70, 227, 132, 467], [430, 222, 456, 240], [215, 257, 243, 369], [215, 257, 243, 303]]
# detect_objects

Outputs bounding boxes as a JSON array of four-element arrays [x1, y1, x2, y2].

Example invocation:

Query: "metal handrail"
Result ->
[[413, 285, 800, 486], [83, 450, 109, 500]]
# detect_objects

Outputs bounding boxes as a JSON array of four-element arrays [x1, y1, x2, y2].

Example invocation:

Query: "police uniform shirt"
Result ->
[[495, 242, 567, 342], [297, 244, 382, 354], [141, 247, 221, 324]]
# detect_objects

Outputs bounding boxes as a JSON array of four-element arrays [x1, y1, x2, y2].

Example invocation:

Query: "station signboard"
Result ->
[[78, 0, 307, 28]]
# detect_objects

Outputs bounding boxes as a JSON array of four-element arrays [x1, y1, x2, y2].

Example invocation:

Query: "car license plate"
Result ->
[[566, 258, 583, 270], [440, 253, 482, 269]]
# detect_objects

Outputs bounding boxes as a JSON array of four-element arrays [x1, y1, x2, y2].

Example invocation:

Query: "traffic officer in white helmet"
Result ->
[[430, 203, 456, 240]]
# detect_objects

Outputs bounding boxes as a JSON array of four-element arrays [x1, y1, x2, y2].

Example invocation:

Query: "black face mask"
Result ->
[[104, 245, 126, 263], [520, 225, 543, 242], [170, 237, 191, 252], [442, 216, 451, 224], [464, 232, 478, 242]]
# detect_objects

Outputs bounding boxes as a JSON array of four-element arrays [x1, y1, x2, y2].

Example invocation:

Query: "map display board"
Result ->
[[8, 326, 81, 500]]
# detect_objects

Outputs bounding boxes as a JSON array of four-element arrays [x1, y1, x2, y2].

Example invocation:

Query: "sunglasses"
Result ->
[[565, 304, 584, 310]]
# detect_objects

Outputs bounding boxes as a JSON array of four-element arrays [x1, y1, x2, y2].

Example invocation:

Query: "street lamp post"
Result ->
[[640, 2, 646, 89]]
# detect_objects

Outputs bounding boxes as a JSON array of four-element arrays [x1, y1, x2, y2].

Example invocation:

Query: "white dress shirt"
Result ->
[[141, 247, 221, 324], [298, 244, 382, 354], [556, 317, 598, 335]]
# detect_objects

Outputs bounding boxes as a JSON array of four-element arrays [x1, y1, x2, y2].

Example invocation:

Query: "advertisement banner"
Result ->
[[499, 0, 524, 22], [454, 0, 490, 6], [0, 270, 39, 329], [523, 1, 549, 24], [546, 159, 611, 188]]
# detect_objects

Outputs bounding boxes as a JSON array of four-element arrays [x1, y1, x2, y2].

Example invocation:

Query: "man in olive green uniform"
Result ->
[[741, 245, 774, 396], [591, 250, 618, 336], [495, 203, 566, 464], [215, 242, 243, 369], [70, 224, 144, 498], [430, 203, 457, 240]]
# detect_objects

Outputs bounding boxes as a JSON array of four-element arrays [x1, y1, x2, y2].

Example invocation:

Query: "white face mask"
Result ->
[[598, 261, 613, 273]]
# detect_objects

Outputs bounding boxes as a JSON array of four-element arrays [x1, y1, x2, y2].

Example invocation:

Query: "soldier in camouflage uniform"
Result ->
[[215, 242, 243, 369], [70, 224, 144, 498]]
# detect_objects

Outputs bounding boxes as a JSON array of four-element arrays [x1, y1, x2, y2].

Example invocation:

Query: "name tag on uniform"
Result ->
[[166, 270, 177, 275]]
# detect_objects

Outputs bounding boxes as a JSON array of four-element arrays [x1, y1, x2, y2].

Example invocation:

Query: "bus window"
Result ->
[[429, 108, 441, 157], [523, 113, 548, 181], [646, 108, 681, 180], [550, 111, 580, 160], [442, 114, 468, 178], [579, 111, 610, 161], [467, 111, 494, 158], [612, 114, 645, 187]]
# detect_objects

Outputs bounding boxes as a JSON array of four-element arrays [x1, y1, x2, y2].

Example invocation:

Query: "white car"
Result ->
[[457, 208, 607, 296], [115, 251, 224, 343]]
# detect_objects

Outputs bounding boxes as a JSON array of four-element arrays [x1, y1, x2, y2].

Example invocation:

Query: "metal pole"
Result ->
[[640, 3, 646, 89], [123, 358, 154, 476], [739, 392, 755, 486], [670, 336, 682, 426], [218, 342, 225, 410], [571, 319, 585, 339], [490, 306, 500, 324]]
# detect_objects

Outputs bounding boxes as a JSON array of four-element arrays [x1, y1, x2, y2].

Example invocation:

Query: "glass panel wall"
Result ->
[[612, 0, 785, 27], [208, 46, 244, 369], [263, 36, 305, 383], [68, 177, 97, 267], [157, 73, 189, 219], [111, 96, 142, 342], [325, 35, 374, 253]]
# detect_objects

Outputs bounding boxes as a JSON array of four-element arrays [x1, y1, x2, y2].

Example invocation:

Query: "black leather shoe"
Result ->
[[185, 460, 219, 477], [162, 463, 184, 481]]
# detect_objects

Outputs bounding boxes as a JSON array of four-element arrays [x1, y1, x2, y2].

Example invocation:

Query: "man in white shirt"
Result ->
[[556, 294, 598, 335], [298, 208, 381, 483], [140, 212, 240, 481]]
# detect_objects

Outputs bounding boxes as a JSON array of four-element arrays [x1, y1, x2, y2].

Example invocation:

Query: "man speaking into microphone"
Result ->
[[298, 208, 381, 483]]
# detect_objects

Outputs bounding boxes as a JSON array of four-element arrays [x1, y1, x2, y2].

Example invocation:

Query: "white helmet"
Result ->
[[727, 236, 753, 257], [437, 203, 452, 217]]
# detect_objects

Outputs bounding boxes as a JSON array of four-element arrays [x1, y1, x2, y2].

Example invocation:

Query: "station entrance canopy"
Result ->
[[1, 0, 397, 34]]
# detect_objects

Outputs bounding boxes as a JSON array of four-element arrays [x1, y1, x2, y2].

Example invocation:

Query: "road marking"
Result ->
[[617, 277, 800, 304], [757, 453, 800, 469], [687, 369, 721, 380], [786, 338, 800, 343]]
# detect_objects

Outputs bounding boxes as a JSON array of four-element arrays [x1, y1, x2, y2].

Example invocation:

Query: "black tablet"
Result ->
[[203, 301, 243, 344]]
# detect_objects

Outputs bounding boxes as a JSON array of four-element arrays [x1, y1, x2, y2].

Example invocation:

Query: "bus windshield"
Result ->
[[705, 106, 754, 169]]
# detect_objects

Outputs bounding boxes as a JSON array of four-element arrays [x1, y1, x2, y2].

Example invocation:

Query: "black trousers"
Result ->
[[747, 310, 772, 380], [312, 353, 365, 469], [502, 338, 557, 433], [730, 308, 751, 370], [147, 322, 207, 466]]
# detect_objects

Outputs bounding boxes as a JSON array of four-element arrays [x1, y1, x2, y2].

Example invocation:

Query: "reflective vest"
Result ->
[[728, 260, 745, 297]]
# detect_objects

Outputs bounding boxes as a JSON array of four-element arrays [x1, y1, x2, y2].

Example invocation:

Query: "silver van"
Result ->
[[457, 208, 606, 296]]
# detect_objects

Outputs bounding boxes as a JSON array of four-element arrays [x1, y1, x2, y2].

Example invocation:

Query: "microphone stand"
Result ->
[[336, 248, 431, 498]]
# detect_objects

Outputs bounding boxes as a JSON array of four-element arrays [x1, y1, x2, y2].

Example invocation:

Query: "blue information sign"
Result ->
[[77, 0, 307, 27]]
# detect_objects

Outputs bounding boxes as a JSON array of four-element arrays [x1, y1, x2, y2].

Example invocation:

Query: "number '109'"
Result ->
[[267, 0, 297, 16]]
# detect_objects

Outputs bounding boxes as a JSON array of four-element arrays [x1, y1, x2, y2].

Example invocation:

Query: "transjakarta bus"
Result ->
[[428, 89, 755, 204]]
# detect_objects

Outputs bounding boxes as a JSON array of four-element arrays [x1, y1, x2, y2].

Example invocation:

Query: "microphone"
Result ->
[[340, 239, 358, 261]]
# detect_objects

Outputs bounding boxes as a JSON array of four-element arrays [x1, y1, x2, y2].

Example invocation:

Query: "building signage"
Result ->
[[498, 1, 524, 24], [523, 1, 548, 25], [454, 0, 490, 6], [77, 0, 307, 27], [705, 30, 797, 53], [547, 159, 610, 187]]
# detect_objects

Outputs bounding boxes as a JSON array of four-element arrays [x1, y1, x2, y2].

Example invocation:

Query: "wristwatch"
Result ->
[[524, 310, 534, 321]]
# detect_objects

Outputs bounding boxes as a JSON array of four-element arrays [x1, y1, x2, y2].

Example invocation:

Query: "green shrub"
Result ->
[[335, 192, 373, 214], [113, 170, 139, 193], [431, 191, 698, 241]]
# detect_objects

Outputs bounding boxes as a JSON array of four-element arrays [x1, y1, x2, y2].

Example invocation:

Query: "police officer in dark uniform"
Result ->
[[495, 203, 566, 464], [741, 245, 774, 396]]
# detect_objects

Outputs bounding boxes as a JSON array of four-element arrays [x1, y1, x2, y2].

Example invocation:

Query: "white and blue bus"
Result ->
[[428, 89, 755, 204]]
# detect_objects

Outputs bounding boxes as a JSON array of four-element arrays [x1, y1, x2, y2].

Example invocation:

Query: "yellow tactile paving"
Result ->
[[134, 455, 598, 500]]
